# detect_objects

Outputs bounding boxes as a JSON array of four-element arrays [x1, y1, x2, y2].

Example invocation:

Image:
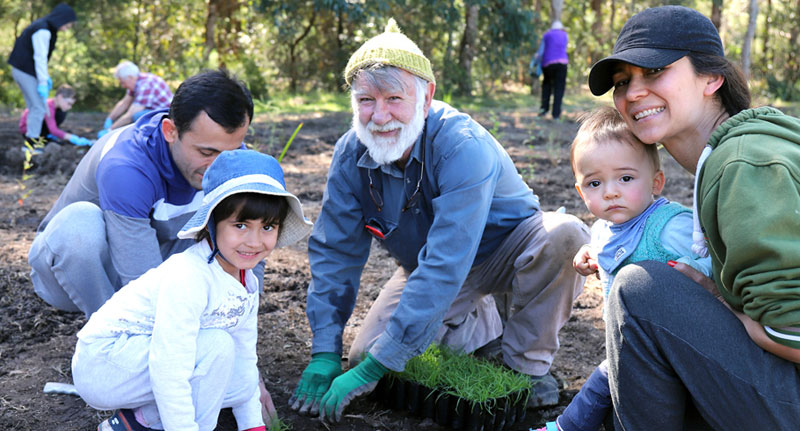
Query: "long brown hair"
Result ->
[[688, 52, 750, 116]]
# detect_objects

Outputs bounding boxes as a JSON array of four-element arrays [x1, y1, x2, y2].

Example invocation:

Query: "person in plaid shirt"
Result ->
[[99, 60, 173, 137]]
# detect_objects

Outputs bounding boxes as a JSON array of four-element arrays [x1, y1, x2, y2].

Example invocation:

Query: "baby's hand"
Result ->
[[573, 244, 598, 277]]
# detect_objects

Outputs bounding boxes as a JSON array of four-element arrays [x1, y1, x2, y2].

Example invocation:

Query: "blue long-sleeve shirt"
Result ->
[[307, 101, 540, 371]]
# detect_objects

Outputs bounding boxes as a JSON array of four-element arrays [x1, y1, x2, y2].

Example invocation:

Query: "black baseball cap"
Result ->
[[588, 6, 724, 96]]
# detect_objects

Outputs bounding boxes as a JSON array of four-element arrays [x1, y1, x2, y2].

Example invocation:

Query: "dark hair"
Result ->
[[688, 52, 750, 116], [169, 69, 254, 137], [571, 106, 660, 175], [195, 193, 289, 243], [55, 84, 75, 99]]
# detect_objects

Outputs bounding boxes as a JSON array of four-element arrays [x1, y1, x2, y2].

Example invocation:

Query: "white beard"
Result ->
[[354, 97, 426, 165]]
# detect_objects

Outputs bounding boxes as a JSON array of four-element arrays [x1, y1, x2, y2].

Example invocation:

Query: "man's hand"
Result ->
[[289, 352, 342, 416], [573, 244, 598, 277], [319, 353, 388, 423], [103, 117, 113, 129]]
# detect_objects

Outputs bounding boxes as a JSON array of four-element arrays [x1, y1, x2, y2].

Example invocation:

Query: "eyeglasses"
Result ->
[[367, 121, 426, 213], [367, 158, 423, 213]]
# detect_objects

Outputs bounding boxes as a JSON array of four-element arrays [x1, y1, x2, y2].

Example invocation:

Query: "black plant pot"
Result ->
[[434, 392, 452, 427], [420, 384, 437, 419], [466, 401, 487, 431], [405, 381, 421, 416], [376, 375, 527, 431], [389, 377, 406, 411], [450, 397, 467, 430]]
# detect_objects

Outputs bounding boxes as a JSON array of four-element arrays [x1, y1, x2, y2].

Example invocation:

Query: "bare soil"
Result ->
[[0, 105, 694, 430]]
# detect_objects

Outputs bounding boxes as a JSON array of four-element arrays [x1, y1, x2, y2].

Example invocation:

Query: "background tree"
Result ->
[[1, 0, 799, 108]]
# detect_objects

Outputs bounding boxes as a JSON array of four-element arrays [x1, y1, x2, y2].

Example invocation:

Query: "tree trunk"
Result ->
[[289, 9, 317, 93], [204, 1, 218, 61], [763, 0, 772, 65], [590, 0, 602, 65], [551, 0, 564, 23], [457, 3, 479, 96], [711, 0, 723, 30], [787, 0, 800, 100], [741, 0, 758, 80]]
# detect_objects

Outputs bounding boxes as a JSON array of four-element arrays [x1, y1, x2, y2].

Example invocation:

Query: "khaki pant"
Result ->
[[349, 211, 589, 375]]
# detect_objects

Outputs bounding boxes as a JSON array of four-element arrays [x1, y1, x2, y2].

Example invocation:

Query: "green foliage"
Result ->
[[2, 0, 799, 110], [392, 343, 531, 406]]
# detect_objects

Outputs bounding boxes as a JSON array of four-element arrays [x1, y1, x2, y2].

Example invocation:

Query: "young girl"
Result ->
[[535, 106, 711, 431], [71, 149, 312, 431], [19, 84, 92, 146]]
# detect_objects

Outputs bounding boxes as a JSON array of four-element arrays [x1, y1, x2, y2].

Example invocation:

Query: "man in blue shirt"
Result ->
[[290, 19, 590, 422], [28, 69, 257, 317]]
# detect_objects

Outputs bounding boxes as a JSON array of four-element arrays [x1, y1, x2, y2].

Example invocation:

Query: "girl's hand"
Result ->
[[573, 244, 599, 277], [259, 376, 277, 425]]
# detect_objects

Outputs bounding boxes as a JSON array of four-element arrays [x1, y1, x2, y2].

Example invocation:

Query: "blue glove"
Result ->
[[47, 77, 53, 92], [68, 135, 92, 146], [103, 117, 113, 129], [46, 134, 58, 141], [97, 128, 110, 139], [37, 83, 49, 102], [319, 354, 388, 422]]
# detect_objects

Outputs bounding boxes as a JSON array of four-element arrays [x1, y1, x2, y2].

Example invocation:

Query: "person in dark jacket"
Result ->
[[8, 3, 77, 144]]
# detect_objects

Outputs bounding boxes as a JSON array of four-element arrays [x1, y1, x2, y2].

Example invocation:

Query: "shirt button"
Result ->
[[406, 178, 411, 183], [415, 208, 421, 214]]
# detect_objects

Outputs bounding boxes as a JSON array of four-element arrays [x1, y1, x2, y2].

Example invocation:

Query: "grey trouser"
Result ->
[[28, 202, 120, 317], [349, 211, 589, 376], [607, 261, 800, 430], [12, 67, 46, 138]]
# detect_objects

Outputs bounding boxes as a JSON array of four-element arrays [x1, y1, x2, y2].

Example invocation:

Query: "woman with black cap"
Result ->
[[588, 5, 800, 430], [8, 3, 77, 145]]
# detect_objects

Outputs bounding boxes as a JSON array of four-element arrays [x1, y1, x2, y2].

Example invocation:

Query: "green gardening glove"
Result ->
[[319, 353, 388, 423], [289, 352, 342, 415]]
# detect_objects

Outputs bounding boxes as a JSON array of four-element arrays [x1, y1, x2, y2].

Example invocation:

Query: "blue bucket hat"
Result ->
[[178, 150, 313, 255]]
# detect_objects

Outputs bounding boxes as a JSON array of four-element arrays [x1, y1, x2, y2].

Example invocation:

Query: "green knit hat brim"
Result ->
[[344, 19, 435, 86]]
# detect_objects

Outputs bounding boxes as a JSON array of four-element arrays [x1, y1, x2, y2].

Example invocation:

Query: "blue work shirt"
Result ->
[[307, 101, 540, 371]]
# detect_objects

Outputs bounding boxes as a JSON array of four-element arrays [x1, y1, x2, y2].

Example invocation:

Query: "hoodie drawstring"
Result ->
[[691, 146, 713, 257]]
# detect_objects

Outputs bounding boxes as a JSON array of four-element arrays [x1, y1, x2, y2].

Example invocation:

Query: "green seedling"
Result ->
[[392, 343, 531, 411], [17, 140, 44, 206], [278, 123, 303, 163], [268, 417, 292, 431]]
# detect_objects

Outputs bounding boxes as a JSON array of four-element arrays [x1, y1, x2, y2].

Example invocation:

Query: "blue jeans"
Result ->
[[28, 201, 121, 316], [607, 261, 800, 430], [557, 360, 611, 431]]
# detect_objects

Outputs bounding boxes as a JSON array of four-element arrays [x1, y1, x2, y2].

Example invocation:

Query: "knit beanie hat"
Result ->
[[344, 18, 435, 86]]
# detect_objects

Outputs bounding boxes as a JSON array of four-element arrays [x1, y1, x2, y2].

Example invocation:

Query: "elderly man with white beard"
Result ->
[[290, 19, 590, 422]]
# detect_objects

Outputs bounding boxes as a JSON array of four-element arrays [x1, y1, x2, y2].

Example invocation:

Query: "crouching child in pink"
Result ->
[[72, 150, 312, 431]]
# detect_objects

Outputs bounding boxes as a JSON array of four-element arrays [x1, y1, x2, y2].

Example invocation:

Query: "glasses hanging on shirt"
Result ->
[[367, 121, 426, 213]]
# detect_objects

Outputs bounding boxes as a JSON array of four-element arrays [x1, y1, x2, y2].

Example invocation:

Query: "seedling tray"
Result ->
[[372, 344, 530, 431]]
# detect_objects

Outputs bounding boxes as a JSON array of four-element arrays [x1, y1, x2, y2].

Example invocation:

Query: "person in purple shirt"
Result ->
[[534, 21, 569, 120]]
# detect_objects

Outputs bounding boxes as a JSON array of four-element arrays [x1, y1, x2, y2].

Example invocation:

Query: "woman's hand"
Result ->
[[668, 260, 800, 364], [573, 244, 599, 277], [667, 260, 724, 304]]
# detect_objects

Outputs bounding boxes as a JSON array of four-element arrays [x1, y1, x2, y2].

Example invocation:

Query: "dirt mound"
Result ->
[[0, 107, 694, 430]]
